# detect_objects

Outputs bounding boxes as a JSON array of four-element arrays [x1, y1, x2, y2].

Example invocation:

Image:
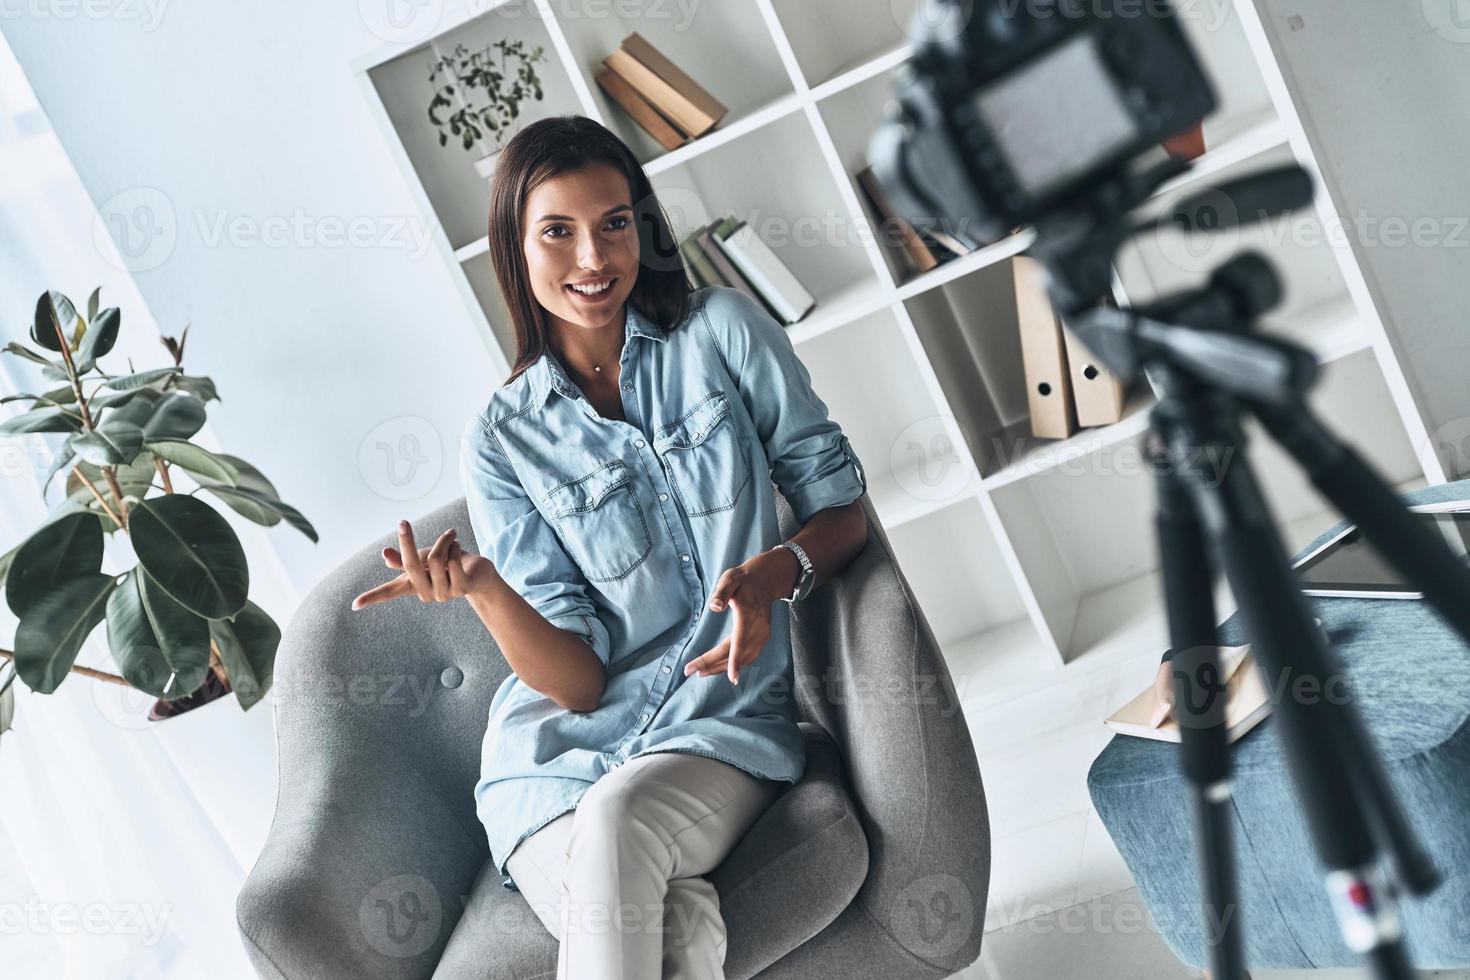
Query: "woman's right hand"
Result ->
[[351, 520, 500, 610]]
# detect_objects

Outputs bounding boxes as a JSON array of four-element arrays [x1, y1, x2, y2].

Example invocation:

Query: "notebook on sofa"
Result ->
[[1106, 643, 1272, 743]]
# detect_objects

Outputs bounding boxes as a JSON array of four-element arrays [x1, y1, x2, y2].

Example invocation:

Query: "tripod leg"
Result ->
[[1153, 434, 1246, 980], [1191, 430, 1415, 979]]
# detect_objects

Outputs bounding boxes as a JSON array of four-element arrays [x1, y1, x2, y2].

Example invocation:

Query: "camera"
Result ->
[[869, 0, 1217, 253]]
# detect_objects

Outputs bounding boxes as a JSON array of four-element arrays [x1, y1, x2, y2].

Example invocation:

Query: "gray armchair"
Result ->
[[236, 490, 990, 979]]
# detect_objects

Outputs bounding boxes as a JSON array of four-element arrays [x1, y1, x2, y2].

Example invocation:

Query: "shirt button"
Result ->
[[661, 665, 672, 673], [622, 382, 632, 391], [640, 712, 650, 723], [658, 492, 668, 501], [680, 553, 690, 562], [635, 439, 645, 449]]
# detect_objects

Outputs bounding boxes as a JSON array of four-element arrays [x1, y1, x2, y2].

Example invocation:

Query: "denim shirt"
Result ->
[[459, 285, 868, 877]]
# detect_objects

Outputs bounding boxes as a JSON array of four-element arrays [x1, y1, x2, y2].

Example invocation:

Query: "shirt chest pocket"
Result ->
[[653, 390, 752, 517], [542, 460, 653, 582]]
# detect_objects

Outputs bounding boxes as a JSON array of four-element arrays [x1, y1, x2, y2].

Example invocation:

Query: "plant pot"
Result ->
[[1161, 121, 1207, 162], [474, 146, 506, 181], [148, 667, 232, 722]]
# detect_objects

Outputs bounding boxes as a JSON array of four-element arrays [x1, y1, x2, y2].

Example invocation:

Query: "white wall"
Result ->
[[1259, 0, 1470, 479], [3, 1, 505, 598]]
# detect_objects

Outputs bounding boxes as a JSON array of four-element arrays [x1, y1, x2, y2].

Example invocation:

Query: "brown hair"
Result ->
[[487, 114, 691, 388]]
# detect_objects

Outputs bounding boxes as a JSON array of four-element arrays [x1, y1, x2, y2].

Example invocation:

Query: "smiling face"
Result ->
[[521, 162, 641, 337]]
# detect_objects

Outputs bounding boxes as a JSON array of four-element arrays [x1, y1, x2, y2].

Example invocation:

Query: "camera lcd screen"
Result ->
[[1293, 509, 1470, 594], [973, 31, 1140, 200]]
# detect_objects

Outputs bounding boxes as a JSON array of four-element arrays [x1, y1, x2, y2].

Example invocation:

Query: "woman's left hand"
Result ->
[[683, 549, 796, 685]]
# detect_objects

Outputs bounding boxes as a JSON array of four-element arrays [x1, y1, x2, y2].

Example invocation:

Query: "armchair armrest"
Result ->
[[778, 493, 991, 976], [237, 500, 501, 978]]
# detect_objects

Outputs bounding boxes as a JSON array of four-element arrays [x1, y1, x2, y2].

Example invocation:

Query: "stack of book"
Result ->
[[678, 213, 816, 326], [854, 165, 974, 278], [594, 32, 727, 151]]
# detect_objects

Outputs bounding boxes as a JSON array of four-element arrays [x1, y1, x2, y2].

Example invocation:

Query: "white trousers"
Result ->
[[505, 751, 785, 980]]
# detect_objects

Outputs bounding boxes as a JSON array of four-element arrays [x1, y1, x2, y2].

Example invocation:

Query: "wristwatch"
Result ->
[[777, 540, 815, 604]]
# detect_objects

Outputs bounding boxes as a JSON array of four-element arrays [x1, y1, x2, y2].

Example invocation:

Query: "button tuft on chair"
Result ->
[[440, 666, 464, 690]]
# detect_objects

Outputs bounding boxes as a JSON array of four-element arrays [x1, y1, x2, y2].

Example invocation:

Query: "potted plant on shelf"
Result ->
[[0, 288, 317, 737], [427, 38, 549, 180]]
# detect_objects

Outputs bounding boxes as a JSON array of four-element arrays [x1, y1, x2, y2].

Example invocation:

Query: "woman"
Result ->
[[352, 114, 870, 978]]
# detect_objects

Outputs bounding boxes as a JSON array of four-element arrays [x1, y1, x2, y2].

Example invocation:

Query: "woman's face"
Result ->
[[521, 162, 641, 335]]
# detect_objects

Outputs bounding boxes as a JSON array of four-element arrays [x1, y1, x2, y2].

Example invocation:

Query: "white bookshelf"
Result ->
[[352, 0, 1442, 693]]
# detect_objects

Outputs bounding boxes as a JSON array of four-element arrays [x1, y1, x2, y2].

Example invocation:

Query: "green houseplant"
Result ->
[[426, 38, 549, 179], [0, 288, 317, 735]]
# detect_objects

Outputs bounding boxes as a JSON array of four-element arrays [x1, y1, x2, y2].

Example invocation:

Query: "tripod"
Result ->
[[1022, 160, 1470, 979]]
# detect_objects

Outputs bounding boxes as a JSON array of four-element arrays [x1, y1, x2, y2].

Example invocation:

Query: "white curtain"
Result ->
[[0, 31, 296, 979]]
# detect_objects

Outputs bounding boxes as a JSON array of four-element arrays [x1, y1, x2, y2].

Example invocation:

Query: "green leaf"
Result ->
[[76, 306, 121, 373], [0, 405, 82, 435], [87, 388, 138, 411], [141, 392, 205, 441], [3, 341, 61, 369], [42, 442, 77, 494], [171, 374, 219, 403], [4, 511, 104, 620], [87, 286, 101, 322], [32, 290, 78, 353], [137, 568, 211, 698], [0, 538, 22, 590], [146, 439, 238, 484], [102, 388, 160, 429], [0, 666, 15, 736], [194, 453, 277, 498], [41, 363, 71, 383], [105, 367, 181, 391], [67, 455, 156, 502], [209, 600, 279, 709], [13, 573, 115, 694], [129, 495, 249, 618], [69, 419, 145, 466], [105, 569, 182, 698], [196, 484, 318, 543]]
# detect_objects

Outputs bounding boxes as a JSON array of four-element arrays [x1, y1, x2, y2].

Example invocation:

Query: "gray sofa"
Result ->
[[236, 490, 991, 979]]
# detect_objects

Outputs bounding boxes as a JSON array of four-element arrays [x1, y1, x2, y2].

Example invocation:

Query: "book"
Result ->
[[1061, 321, 1128, 428], [677, 226, 720, 288], [604, 33, 726, 139], [710, 215, 815, 324], [854, 165, 940, 275], [1105, 644, 1271, 744], [594, 65, 687, 152], [695, 224, 780, 319]]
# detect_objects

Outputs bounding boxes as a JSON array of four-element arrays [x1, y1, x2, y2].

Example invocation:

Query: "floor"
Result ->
[[943, 639, 1468, 980]]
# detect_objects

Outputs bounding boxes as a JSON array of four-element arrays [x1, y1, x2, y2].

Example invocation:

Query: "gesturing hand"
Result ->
[[683, 549, 795, 685], [351, 520, 497, 610]]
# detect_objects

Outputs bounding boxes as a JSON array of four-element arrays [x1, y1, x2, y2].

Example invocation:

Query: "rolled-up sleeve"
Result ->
[[459, 415, 612, 667], [701, 288, 868, 526]]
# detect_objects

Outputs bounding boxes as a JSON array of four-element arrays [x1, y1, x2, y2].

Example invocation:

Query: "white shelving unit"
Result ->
[[352, 0, 1442, 698]]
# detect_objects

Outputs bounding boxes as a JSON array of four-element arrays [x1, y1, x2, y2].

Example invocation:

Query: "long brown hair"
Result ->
[[487, 114, 691, 388]]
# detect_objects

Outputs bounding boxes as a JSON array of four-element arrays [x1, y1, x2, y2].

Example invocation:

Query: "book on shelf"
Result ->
[[693, 223, 779, 319], [594, 65, 687, 152], [677, 225, 719, 288], [854, 165, 941, 276], [602, 32, 727, 141], [1105, 644, 1271, 744], [710, 214, 815, 325]]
